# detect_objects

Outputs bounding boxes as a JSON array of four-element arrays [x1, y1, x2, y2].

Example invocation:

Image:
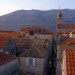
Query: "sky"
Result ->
[[0, 0, 75, 15]]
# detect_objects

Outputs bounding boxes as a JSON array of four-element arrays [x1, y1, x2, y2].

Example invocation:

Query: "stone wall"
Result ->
[[19, 57, 45, 75], [25, 33, 53, 40], [0, 59, 18, 75], [57, 29, 72, 33], [57, 45, 75, 60]]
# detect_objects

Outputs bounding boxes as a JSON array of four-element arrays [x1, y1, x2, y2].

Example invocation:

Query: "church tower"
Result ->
[[56, 8, 63, 32]]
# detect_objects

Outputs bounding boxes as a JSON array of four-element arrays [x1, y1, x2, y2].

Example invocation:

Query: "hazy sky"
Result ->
[[0, 0, 75, 15]]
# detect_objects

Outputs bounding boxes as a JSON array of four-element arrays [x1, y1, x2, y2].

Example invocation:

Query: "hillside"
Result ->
[[0, 9, 75, 31]]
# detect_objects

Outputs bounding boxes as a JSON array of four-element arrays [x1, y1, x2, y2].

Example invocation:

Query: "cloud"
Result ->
[[0, 5, 20, 16]]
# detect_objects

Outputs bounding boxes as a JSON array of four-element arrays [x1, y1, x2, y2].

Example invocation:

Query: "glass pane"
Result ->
[[29, 59, 33, 66]]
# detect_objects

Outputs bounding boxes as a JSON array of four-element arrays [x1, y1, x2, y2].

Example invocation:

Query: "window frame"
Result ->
[[26, 58, 35, 66]]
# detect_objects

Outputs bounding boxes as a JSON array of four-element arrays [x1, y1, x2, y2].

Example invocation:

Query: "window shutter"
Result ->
[[26, 58, 29, 66], [33, 59, 35, 66]]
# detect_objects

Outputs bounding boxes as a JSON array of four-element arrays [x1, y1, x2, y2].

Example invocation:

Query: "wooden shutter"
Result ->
[[26, 58, 29, 66], [33, 59, 35, 66]]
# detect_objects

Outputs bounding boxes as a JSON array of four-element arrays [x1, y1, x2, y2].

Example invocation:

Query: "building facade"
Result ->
[[57, 38, 75, 60], [61, 49, 75, 75], [18, 39, 49, 75], [0, 52, 18, 75]]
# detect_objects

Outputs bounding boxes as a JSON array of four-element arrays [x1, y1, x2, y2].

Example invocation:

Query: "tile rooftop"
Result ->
[[58, 24, 75, 29], [59, 38, 75, 45], [65, 50, 75, 75], [0, 36, 9, 48], [20, 45, 48, 58], [20, 26, 55, 34], [0, 52, 16, 65]]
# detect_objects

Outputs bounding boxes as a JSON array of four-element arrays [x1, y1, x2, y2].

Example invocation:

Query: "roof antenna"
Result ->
[[59, 0, 61, 10], [59, 5, 61, 10]]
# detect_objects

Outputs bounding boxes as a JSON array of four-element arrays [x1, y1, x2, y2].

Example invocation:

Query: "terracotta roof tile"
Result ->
[[0, 36, 9, 48], [0, 31, 20, 39], [20, 27, 30, 33], [21, 27, 40, 33], [64, 50, 75, 75], [0, 52, 16, 65], [15, 39, 32, 48], [58, 24, 75, 29], [21, 26, 55, 35], [20, 39, 48, 58], [0, 31, 20, 48], [59, 38, 75, 45], [20, 45, 48, 58]]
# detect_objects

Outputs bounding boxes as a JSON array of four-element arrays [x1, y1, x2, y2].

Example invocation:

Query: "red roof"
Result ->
[[64, 49, 75, 75], [58, 24, 75, 29], [60, 38, 75, 45], [0, 31, 20, 39], [0, 30, 15, 33], [0, 36, 9, 48], [0, 31, 20, 49], [20, 27, 30, 33], [20, 26, 55, 34], [0, 52, 16, 65], [20, 26, 40, 33]]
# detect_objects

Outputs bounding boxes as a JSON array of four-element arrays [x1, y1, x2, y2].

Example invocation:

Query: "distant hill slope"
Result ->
[[0, 9, 75, 31]]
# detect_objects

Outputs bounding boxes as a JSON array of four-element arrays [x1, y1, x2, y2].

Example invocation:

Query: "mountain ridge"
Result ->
[[0, 9, 75, 31]]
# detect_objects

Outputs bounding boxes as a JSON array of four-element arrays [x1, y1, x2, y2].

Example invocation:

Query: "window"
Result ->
[[60, 30, 61, 32], [29, 59, 33, 66], [29, 31, 34, 35], [39, 29, 42, 33], [35, 37, 37, 39], [26, 58, 35, 66]]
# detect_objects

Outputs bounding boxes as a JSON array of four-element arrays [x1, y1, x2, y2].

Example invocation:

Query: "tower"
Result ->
[[56, 8, 63, 32]]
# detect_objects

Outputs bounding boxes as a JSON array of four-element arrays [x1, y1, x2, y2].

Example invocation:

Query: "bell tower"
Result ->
[[56, 7, 63, 32]]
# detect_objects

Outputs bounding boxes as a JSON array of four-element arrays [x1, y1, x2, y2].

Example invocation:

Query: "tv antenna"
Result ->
[[58, 0, 62, 9]]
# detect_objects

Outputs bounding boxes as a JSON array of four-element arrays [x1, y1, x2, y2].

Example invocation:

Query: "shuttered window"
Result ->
[[26, 58, 35, 66]]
